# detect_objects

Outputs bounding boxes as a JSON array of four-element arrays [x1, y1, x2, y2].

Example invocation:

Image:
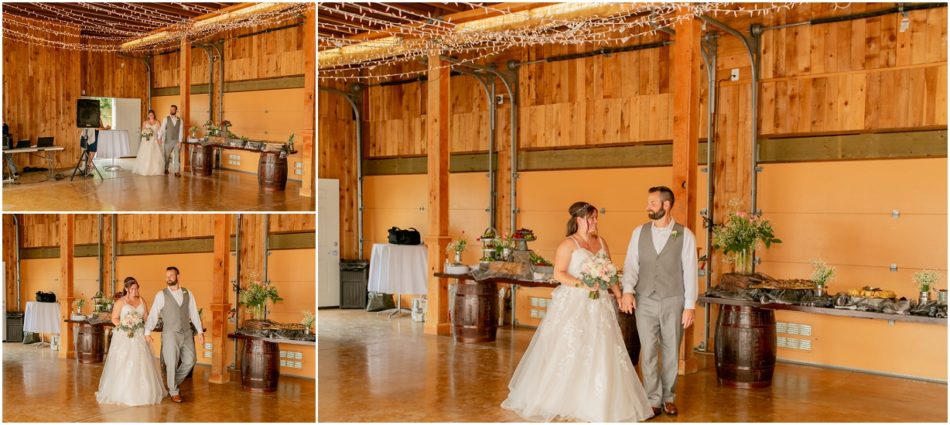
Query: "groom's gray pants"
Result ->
[[635, 293, 684, 407], [161, 331, 196, 396], [163, 139, 180, 173]]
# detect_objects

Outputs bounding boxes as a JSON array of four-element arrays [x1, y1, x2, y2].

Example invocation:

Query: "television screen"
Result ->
[[77, 99, 101, 128]]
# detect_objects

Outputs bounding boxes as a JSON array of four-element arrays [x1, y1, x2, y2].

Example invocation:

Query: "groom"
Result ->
[[620, 186, 697, 417], [158, 105, 184, 177], [145, 266, 204, 403]]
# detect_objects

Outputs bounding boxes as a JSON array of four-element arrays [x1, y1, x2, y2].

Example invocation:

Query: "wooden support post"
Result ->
[[424, 51, 452, 336], [300, 8, 316, 198], [102, 214, 114, 297], [239, 215, 265, 287], [59, 214, 75, 359], [671, 12, 701, 376], [180, 36, 192, 172], [209, 214, 232, 383], [3, 215, 18, 312]]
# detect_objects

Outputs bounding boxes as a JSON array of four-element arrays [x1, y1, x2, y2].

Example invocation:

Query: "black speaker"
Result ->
[[77, 99, 101, 128]]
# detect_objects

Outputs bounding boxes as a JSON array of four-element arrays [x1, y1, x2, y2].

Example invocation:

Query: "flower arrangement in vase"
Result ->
[[913, 270, 941, 304], [811, 259, 836, 296], [712, 200, 781, 274], [239, 281, 283, 321], [301, 311, 315, 334], [446, 232, 468, 264]]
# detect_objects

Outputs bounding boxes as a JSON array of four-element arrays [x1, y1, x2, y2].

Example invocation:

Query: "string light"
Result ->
[[318, 2, 805, 82], [2, 3, 315, 53]]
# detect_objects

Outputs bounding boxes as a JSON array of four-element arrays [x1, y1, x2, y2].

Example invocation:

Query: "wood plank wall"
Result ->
[[318, 78, 360, 259], [2, 24, 85, 169], [151, 23, 306, 88], [319, 2, 948, 263], [332, 4, 946, 160], [10, 214, 315, 248], [3, 20, 305, 170]]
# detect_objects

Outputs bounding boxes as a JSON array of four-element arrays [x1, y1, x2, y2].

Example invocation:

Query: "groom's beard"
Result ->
[[166, 280, 178, 286], [648, 209, 666, 220]]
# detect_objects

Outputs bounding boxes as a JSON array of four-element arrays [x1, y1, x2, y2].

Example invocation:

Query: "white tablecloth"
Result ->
[[24, 301, 60, 334], [96, 130, 131, 159], [368, 243, 428, 295]]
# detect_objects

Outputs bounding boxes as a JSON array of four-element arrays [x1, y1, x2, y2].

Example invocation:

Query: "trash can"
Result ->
[[5, 311, 24, 342], [340, 260, 369, 309]]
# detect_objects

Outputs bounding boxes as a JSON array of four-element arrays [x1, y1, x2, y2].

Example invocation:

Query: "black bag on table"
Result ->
[[388, 227, 421, 245], [366, 292, 396, 312], [35, 291, 56, 302]]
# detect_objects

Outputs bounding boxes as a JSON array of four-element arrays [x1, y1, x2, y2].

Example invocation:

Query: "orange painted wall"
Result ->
[[153, 89, 305, 181], [364, 157, 947, 381], [18, 248, 315, 379]]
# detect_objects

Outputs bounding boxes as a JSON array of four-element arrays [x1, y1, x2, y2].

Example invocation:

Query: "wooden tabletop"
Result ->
[[434, 272, 560, 288], [698, 296, 947, 325], [184, 139, 296, 155], [228, 332, 315, 346]]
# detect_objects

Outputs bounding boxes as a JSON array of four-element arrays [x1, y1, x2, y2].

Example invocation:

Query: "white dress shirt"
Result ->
[[621, 218, 699, 309], [157, 116, 184, 142], [144, 287, 203, 336]]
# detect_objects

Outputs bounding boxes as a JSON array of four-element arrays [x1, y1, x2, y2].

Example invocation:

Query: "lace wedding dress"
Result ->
[[95, 302, 166, 406], [501, 240, 653, 422], [132, 121, 164, 176]]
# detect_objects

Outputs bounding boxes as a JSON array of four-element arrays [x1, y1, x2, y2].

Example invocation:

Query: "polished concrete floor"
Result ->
[[2, 342, 315, 422], [3, 158, 315, 211], [318, 309, 948, 422]]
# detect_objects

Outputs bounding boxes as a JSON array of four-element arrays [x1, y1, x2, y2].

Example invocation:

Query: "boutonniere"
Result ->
[[182, 289, 188, 294], [671, 230, 680, 238]]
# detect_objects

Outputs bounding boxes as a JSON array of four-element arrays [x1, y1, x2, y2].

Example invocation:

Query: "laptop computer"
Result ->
[[37, 137, 54, 147], [15, 139, 30, 149]]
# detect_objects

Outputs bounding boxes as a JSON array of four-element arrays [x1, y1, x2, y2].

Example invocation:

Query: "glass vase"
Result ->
[[734, 248, 753, 274], [454, 251, 462, 264]]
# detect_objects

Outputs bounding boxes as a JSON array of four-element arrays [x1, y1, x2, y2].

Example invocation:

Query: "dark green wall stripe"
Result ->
[[19, 232, 314, 259], [362, 130, 947, 175]]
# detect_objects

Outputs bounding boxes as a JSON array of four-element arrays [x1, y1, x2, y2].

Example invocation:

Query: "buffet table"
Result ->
[[436, 272, 558, 343], [434, 272, 641, 361], [183, 138, 296, 191], [64, 319, 112, 363], [229, 333, 315, 393], [699, 296, 948, 325], [699, 295, 947, 390]]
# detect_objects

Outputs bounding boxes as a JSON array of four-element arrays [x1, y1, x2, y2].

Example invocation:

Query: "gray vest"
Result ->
[[636, 222, 686, 298], [161, 288, 191, 334], [164, 117, 181, 143]]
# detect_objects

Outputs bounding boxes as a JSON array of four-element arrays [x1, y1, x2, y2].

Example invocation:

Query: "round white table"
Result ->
[[368, 243, 428, 318], [96, 130, 131, 171], [24, 301, 60, 334]]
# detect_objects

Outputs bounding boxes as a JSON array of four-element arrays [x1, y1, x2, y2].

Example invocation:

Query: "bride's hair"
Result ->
[[122, 277, 139, 297], [566, 201, 597, 236]]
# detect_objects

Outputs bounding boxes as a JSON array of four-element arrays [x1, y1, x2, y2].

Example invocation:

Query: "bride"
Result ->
[[132, 110, 164, 176], [501, 201, 653, 422], [96, 277, 166, 406]]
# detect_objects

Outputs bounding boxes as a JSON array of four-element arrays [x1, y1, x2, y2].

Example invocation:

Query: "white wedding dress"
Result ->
[[132, 121, 164, 176], [96, 302, 166, 406], [501, 240, 653, 422]]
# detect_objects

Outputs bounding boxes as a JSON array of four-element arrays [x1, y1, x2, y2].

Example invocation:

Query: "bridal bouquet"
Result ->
[[117, 310, 144, 338], [141, 128, 154, 140], [579, 253, 620, 300]]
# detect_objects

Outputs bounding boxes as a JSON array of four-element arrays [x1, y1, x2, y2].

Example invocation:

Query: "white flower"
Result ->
[[671, 230, 680, 238]]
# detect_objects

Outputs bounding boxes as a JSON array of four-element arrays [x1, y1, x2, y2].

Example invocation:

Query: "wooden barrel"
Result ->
[[257, 151, 287, 192], [453, 280, 498, 343], [191, 144, 214, 176], [241, 339, 279, 392], [77, 324, 104, 364], [715, 304, 777, 388], [617, 310, 641, 366]]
